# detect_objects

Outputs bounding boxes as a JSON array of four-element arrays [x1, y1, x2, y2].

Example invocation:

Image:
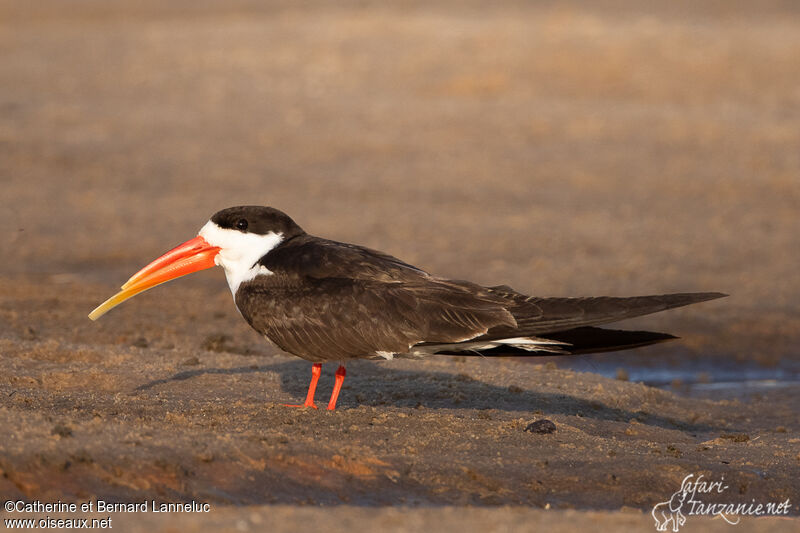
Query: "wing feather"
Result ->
[[479, 292, 726, 339], [237, 237, 517, 361]]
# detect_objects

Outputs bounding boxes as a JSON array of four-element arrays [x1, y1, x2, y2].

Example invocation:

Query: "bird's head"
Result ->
[[88, 206, 304, 320]]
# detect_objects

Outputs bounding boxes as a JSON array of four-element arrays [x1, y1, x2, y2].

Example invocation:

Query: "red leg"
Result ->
[[284, 363, 321, 409], [326, 365, 346, 411]]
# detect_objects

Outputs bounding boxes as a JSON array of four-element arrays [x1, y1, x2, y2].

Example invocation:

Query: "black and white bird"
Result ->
[[89, 206, 726, 410]]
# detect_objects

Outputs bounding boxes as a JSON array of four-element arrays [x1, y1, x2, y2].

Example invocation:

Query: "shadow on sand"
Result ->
[[136, 359, 727, 435]]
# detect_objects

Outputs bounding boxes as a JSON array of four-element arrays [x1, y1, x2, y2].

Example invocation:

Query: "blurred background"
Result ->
[[1, 0, 799, 391]]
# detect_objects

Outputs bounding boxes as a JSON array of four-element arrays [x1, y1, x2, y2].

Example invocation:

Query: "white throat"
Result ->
[[198, 221, 284, 297]]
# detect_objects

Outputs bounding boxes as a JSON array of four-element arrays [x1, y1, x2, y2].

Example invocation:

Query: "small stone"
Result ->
[[720, 433, 750, 442], [181, 356, 200, 366], [52, 424, 73, 438], [524, 419, 557, 434], [202, 334, 232, 352], [131, 337, 149, 348], [195, 451, 214, 462], [71, 450, 93, 464]]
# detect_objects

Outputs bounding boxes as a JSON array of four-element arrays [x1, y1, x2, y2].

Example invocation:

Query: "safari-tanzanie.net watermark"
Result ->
[[651, 474, 791, 531]]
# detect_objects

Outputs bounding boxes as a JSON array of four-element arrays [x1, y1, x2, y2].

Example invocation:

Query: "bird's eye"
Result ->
[[236, 219, 248, 231]]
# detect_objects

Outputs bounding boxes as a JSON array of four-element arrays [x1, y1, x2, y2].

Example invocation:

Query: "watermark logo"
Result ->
[[651, 474, 791, 531]]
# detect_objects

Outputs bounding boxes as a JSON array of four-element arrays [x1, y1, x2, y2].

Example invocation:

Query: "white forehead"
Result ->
[[198, 220, 282, 254], [198, 220, 284, 297]]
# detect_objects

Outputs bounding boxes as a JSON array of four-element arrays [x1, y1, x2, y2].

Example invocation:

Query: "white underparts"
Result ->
[[411, 336, 571, 356], [198, 221, 283, 297]]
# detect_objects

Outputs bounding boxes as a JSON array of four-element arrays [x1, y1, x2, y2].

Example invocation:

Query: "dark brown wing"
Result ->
[[235, 237, 516, 362], [480, 288, 726, 339]]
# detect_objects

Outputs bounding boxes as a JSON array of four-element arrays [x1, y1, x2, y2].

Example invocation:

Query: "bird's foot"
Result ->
[[284, 363, 322, 409]]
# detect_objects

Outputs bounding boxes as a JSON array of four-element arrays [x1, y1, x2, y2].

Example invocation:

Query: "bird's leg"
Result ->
[[284, 363, 322, 409], [326, 365, 346, 411]]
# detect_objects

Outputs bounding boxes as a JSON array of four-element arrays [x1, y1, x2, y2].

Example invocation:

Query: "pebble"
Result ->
[[524, 419, 556, 434]]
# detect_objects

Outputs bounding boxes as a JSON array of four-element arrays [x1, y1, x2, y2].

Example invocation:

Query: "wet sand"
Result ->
[[1, 0, 799, 530]]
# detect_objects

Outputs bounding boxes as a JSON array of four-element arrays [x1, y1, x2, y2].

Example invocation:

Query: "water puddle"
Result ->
[[542, 356, 800, 399]]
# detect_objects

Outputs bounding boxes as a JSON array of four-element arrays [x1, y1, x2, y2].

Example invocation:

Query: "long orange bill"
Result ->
[[88, 236, 220, 321]]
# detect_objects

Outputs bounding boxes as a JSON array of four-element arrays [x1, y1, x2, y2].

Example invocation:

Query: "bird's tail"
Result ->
[[428, 291, 727, 357], [432, 326, 677, 356]]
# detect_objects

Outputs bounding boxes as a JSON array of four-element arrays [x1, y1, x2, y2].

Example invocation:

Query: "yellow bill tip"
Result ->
[[88, 290, 134, 321]]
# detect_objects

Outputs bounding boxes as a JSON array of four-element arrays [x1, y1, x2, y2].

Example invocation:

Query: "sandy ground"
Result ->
[[1, 0, 799, 530]]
